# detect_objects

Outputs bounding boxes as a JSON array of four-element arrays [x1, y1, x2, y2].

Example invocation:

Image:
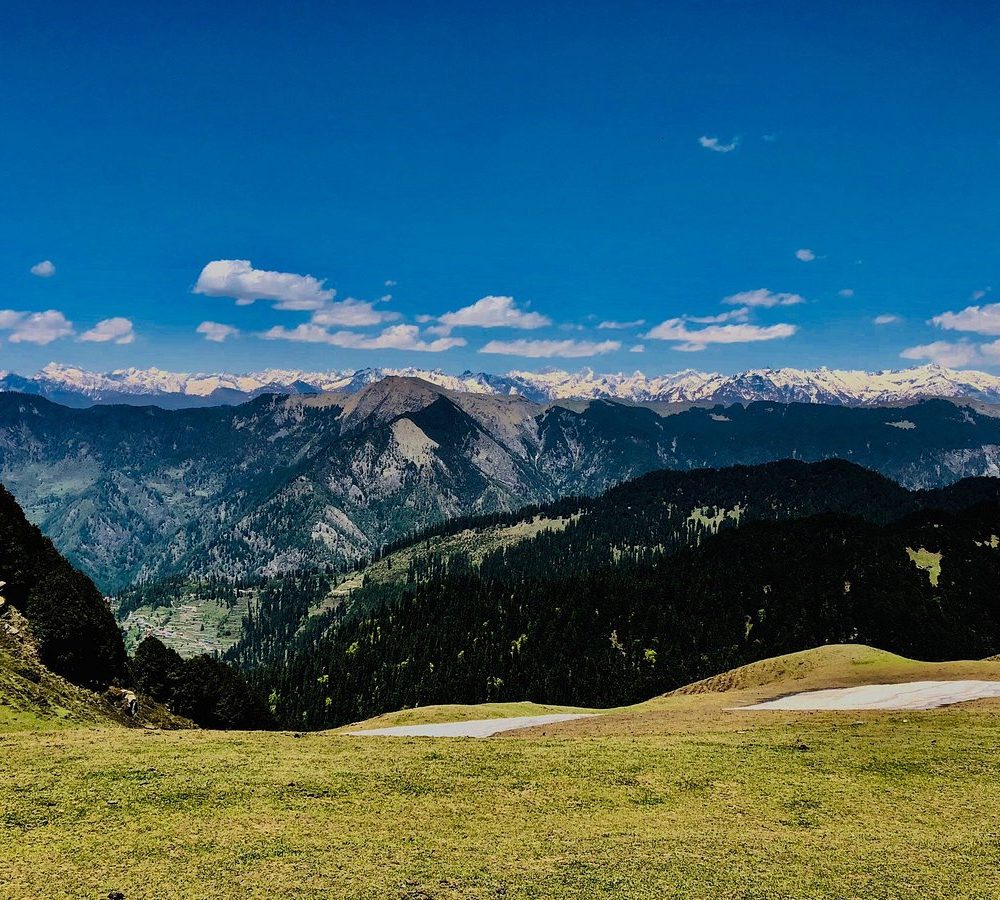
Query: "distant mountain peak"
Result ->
[[5, 362, 1000, 408]]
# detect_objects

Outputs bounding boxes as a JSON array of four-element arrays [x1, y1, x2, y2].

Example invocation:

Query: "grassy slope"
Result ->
[[540, 643, 1000, 739], [337, 700, 602, 730], [4, 644, 1000, 898], [0, 643, 114, 732], [0, 642, 186, 733], [0, 607, 126, 732], [0, 612, 188, 733]]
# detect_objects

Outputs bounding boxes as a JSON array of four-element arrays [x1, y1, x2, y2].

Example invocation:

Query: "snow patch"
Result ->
[[737, 681, 1000, 711], [348, 713, 597, 738]]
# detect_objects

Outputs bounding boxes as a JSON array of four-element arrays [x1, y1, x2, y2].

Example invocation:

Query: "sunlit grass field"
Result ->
[[3, 646, 1000, 899]]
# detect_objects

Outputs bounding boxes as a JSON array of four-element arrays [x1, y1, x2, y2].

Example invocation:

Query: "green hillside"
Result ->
[[0, 482, 127, 689], [0, 618, 131, 732]]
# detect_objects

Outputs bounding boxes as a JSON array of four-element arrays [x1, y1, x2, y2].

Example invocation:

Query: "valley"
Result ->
[[4, 379, 1000, 657]]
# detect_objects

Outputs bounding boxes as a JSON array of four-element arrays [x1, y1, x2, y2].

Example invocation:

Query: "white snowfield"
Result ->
[[738, 680, 1000, 711], [348, 713, 597, 738]]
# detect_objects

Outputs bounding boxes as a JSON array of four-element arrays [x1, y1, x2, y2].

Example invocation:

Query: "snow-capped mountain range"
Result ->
[[4, 361, 1000, 408]]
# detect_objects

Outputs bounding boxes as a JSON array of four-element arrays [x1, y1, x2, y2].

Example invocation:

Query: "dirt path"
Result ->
[[738, 680, 1000, 711], [347, 713, 597, 737]]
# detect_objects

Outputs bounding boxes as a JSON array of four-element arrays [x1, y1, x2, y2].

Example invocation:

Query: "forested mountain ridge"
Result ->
[[243, 460, 1000, 729], [4, 380, 1000, 603], [283, 458, 1000, 613]]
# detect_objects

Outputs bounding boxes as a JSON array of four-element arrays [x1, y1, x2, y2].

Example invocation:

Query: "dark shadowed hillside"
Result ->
[[247, 460, 1000, 728], [0, 484, 126, 687], [0, 482, 268, 729]]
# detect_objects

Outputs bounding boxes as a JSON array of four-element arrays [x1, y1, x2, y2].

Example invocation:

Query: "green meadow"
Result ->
[[3, 647, 1000, 899]]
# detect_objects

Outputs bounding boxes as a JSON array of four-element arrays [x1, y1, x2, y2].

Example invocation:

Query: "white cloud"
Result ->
[[900, 341, 982, 368], [439, 295, 550, 330], [698, 136, 738, 153], [629, 344, 645, 353], [838, 289, 855, 298], [970, 288, 991, 301], [80, 317, 135, 344], [930, 302, 1000, 335], [639, 290, 801, 351], [261, 323, 466, 352], [194, 259, 335, 310], [0, 309, 74, 344], [873, 314, 900, 326], [479, 338, 621, 358], [687, 307, 750, 324], [723, 289, 805, 308], [261, 324, 339, 344], [597, 319, 646, 330], [384, 279, 397, 287], [672, 343, 709, 353], [643, 318, 797, 352], [795, 248, 816, 262], [197, 321, 240, 342], [30, 260, 55, 278], [311, 298, 399, 327]]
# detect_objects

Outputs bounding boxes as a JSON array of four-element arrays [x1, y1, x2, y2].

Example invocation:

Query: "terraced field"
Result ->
[[119, 594, 251, 656]]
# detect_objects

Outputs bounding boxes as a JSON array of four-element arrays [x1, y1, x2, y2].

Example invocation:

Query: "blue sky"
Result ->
[[2, 0, 998, 375]]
